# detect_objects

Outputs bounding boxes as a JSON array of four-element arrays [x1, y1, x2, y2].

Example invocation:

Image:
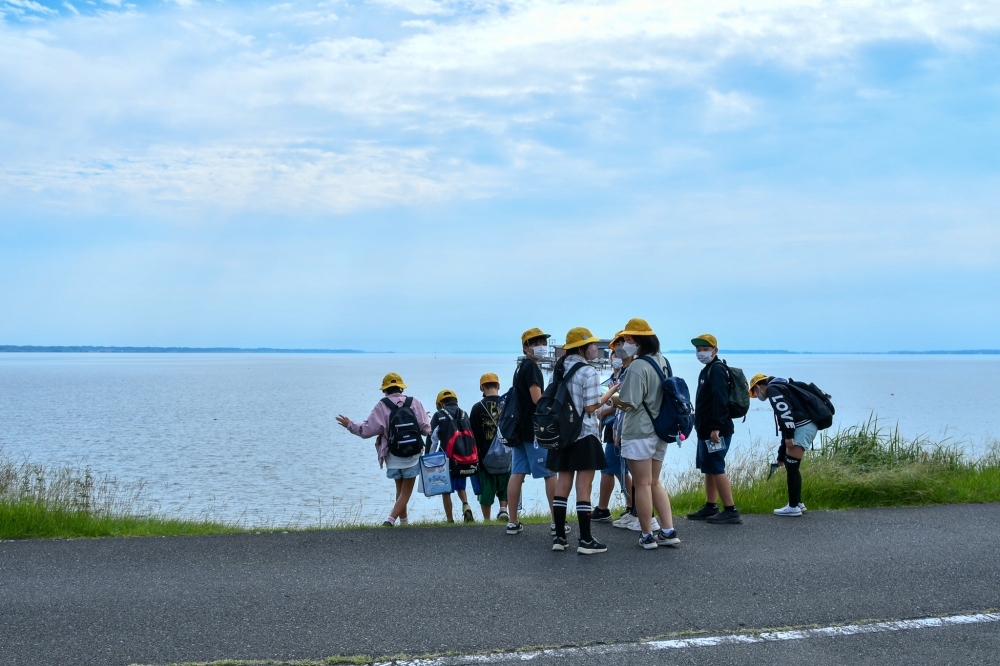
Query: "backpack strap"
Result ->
[[636, 355, 667, 382], [381, 396, 400, 413]]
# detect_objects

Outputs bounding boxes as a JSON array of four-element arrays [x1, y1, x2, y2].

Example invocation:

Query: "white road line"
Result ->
[[648, 613, 1000, 650], [395, 612, 1000, 665]]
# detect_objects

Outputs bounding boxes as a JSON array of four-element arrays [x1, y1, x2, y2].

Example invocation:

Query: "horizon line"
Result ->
[[1, 345, 999, 355]]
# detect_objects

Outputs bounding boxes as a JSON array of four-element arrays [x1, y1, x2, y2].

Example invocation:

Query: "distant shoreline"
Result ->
[[1, 346, 998, 355], [0, 346, 365, 354]]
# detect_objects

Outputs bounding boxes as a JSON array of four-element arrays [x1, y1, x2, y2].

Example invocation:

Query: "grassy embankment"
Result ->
[[3, 419, 999, 540], [668, 418, 1000, 515]]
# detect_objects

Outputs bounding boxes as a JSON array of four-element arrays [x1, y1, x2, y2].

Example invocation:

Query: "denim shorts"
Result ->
[[600, 441, 624, 476], [386, 464, 420, 480], [511, 441, 555, 479], [793, 422, 819, 451], [695, 435, 732, 475]]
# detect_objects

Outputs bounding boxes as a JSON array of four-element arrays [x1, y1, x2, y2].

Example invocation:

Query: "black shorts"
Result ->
[[546, 434, 607, 472]]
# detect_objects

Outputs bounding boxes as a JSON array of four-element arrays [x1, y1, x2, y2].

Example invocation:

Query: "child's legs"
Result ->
[[441, 493, 454, 521], [650, 459, 673, 530], [705, 474, 718, 503], [555, 471, 576, 498], [391, 478, 415, 520], [711, 473, 734, 507], [575, 469, 595, 504], [628, 458, 654, 533], [506, 473, 525, 523], [457, 489, 469, 504], [598, 472, 616, 510], [393, 479, 408, 520]]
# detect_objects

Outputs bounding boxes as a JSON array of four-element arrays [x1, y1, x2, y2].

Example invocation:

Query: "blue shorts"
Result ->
[[511, 441, 555, 479], [600, 441, 625, 477], [449, 475, 482, 494], [695, 436, 731, 475], [386, 464, 420, 480]]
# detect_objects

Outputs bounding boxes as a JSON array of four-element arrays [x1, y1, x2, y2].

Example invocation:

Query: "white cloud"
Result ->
[[1, 0, 999, 212], [0, 143, 503, 214]]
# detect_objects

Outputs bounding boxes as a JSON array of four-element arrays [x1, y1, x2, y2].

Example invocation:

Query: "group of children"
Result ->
[[336, 320, 821, 552]]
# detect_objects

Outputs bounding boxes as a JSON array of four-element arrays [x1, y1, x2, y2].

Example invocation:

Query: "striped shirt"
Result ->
[[562, 354, 601, 439]]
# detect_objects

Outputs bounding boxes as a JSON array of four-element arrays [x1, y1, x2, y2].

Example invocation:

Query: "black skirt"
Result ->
[[546, 434, 607, 472]]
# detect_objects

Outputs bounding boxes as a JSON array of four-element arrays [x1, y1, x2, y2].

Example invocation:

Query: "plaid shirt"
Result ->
[[563, 354, 601, 439]]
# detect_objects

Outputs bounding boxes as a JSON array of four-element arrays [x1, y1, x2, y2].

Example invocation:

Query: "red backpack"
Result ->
[[436, 404, 480, 477]]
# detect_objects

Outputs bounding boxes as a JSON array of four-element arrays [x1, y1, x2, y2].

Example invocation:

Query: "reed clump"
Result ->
[[666, 418, 1000, 515], [0, 455, 238, 539]]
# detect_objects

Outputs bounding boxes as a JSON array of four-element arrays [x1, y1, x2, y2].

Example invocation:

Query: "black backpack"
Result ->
[[786, 379, 835, 430], [496, 360, 528, 444], [532, 362, 585, 450], [381, 397, 424, 457], [435, 405, 480, 477], [716, 360, 751, 420]]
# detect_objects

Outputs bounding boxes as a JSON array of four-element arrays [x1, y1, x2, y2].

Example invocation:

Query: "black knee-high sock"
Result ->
[[786, 455, 802, 506], [553, 496, 568, 538], [576, 502, 594, 541], [576, 500, 592, 541]]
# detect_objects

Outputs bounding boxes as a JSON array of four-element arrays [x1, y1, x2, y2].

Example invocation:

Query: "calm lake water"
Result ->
[[1, 353, 997, 524]]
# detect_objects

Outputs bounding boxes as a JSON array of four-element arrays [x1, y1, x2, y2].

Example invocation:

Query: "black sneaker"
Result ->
[[686, 503, 720, 520], [591, 508, 613, 523], [639, 533, 658, 550], [550, 522, 571, 537], [707, 508, 742, 524], [655, 528, 680, 547], [577, 537, 608, 555], [552, 536, 569, 552], [506, 522, 524, 535], [382, 520, 395, 527], [497, 509, 509, 522]]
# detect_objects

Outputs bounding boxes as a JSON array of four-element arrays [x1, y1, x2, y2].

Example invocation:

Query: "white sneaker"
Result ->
[[627, 516, 660, 532], [774, 504, 803, 517], [612, 513, 634, 529], [797, 503, 808, 513]]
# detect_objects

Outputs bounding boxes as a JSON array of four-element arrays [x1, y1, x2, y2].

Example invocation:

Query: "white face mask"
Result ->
[[622, 341, 639, 358], [611, 356, 623, 369], [696, 350, 715, 364], [584, 344, 599, 361], [532, 345, 549, 359]]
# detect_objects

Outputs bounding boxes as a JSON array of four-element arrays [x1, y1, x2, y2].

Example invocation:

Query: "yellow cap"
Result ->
[[608, 330, 625, 350], [563, 327, 600, 350], [622, 318, 655, 336], [436, 389, 457, 408], [748, 373, 770, 395], [521, 327, 551, 345], [691, 333, 718, 348], [479, 372, 499, 388], [379, 372, 407, 391]]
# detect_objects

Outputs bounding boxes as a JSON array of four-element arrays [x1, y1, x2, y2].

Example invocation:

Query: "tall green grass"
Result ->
[[5, 419, 1000, 540], [666, 418, 1000, 515], [0, 456, 240, 539]]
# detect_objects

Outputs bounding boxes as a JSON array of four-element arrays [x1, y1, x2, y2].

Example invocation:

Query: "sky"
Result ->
[[1, 0, 998, 352]]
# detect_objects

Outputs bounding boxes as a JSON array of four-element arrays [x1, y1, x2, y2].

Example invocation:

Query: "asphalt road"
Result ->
[[2, 504, 1000, 665]]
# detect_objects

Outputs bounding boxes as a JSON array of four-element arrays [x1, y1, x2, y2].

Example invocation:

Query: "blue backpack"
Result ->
[[635, 356, 694, 443]]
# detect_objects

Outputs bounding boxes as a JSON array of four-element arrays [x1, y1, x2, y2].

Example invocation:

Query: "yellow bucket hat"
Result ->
[[608, 330, 625, 350], [479, 373, 499, 388], [748, 373, 770, 395], [436, 389, 457, 408], [521, 327, 551, 345], [563, 327, 600, 350], [379, 372, 407, 391], [622, 318, 655, 336], [691, 333, 718, 348]]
